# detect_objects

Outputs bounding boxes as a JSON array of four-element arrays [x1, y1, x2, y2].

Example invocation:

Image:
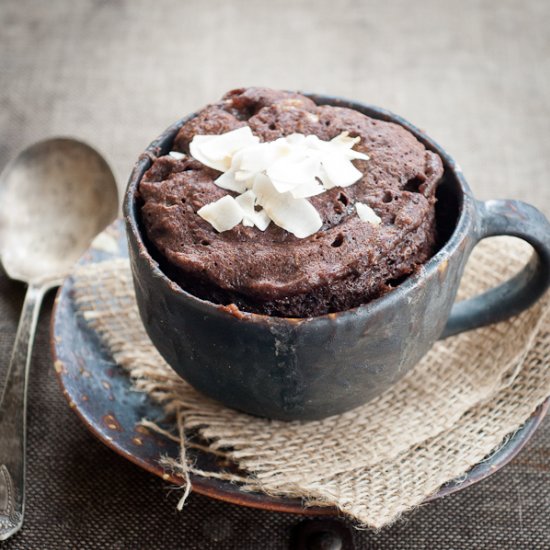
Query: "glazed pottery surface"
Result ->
[[124, 95, 550, 420]]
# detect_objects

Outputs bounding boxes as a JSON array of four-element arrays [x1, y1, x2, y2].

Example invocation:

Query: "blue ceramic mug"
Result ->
[[124, 95, 550, 421]]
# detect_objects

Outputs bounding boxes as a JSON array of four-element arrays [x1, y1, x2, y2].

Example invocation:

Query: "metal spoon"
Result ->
[[0, 138, 118, 540]]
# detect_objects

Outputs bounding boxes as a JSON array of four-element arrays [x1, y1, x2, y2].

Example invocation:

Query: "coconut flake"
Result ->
[[238, 142, 279, 174], [199, 127, 258, 162], [289, 179, 326, 199], [254, 209, 271, 231], [214, 170, 248, 194], [189, 128, 369, 238], [356, 202, 382, 225], [197, 195, 243, 232], [189, 135, 226, 171], [190, 127, 259, 172], [267, 155, 320, 194], [321, 153, 364, 188], [236, 190, 255, 228], [330, 132, 370, 161], [214, 150, 256, 193], [235, 190, 271, 231], [168, 151, 185, 160], [253, 174, 322, 238]]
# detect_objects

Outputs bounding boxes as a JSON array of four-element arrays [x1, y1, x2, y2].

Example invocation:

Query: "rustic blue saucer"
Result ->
[[51, 220, 549, 515]]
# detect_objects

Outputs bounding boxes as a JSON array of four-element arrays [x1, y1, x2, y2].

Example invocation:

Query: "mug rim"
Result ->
[[124, 94, 476, 324]]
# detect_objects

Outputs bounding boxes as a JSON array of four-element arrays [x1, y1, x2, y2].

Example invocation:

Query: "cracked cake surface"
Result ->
[[138, 87, 444, 317]]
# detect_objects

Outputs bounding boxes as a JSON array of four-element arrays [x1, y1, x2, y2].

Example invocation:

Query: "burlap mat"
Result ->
[[71, 236, 550, 529]]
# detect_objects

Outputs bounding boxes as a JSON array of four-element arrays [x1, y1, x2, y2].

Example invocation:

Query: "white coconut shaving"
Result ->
[[253, 174, 322, 238], [356, 202, 382, 225], [235, 190, 271, 231], [197, 195, 243, 233], [168, 151, 185, 160], [190, 127, 259, 172], [189, 128, 373, 238]]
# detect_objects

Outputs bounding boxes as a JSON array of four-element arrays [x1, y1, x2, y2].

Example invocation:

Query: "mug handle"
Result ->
[[441, 199, 550, 339]]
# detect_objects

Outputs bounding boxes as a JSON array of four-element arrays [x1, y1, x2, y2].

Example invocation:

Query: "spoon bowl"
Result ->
[[0, 137, 118, 540], [0, 138, 118, 284]]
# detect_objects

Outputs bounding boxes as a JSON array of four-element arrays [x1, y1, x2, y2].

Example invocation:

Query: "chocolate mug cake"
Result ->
[[125, 89, 550, 420], [138, 88, 444, 317]]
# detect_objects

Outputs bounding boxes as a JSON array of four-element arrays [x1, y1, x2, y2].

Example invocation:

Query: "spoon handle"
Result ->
[[0, 282, 47, 541]]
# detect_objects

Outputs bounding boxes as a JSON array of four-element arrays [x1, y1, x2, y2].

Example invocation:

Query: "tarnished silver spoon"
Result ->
[[0, 138, 118, 540]]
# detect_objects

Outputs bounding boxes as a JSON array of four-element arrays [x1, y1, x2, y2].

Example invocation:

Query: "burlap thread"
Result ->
[[72, 236, 550, 528]]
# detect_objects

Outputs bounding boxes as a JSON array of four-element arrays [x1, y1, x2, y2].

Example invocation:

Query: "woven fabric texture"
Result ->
[[71, 237, 550, 529]]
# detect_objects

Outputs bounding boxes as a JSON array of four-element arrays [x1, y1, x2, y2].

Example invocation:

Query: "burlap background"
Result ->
[[1, 0, 550, 547]]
